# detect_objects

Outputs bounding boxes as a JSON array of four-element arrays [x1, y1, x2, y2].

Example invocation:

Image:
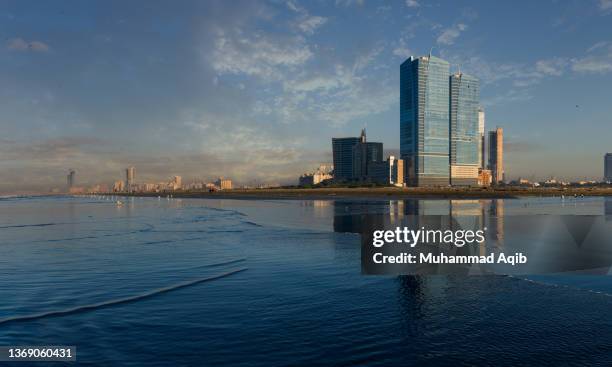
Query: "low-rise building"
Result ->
[[478, 169, 492, 187], [215, 177, 232, 190], [299, 164, 333, 186], [368, 156, 404, 186], [113, 180, 125, 192]]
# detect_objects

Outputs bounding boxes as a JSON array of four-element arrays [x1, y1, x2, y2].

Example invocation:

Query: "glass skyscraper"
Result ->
[[449, 72, 480, 186], [332, 137, 361, 181], [488, 128, 504, 184], [605, 153, 612, 182], [332, 129, 383, 182], [400, 55, 450, 186]]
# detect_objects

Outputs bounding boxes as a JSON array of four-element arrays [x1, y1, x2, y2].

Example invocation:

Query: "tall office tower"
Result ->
[[332, 136, 361, 181], [353, 129, 383, 179], [478, 107, 485, 169], [125, 166, 135, 192], [400, 55, 450, 186], [488, 128, 504, 184], [605, 153, 612, 182], [332, 129, 383, 181], [449, 73, 480, 186], [67, 169, 76, 188]]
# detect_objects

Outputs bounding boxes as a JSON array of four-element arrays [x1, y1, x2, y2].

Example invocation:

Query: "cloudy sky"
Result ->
[[1, 0, 612, 193]]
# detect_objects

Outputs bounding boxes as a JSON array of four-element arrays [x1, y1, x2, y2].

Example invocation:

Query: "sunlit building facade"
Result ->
[[488, 128, 504, 184], [400, 55, 450, 186], [449, 72, 480, 186], [125, 166, 135, 193], [478, 107, 486, 169]]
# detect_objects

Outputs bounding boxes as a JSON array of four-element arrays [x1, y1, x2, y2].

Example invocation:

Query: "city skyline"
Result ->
[[1, 0, 612, 194]]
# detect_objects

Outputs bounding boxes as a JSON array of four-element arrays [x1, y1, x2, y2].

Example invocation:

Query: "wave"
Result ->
[[0, 267, 247, 326], [0, 223, 57, 229]]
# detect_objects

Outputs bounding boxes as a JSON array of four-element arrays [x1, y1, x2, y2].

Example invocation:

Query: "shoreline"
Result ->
[[94, 187, 612, 200]]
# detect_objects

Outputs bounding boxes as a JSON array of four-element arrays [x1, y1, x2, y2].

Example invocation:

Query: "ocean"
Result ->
[[0, 195, 611, 366]]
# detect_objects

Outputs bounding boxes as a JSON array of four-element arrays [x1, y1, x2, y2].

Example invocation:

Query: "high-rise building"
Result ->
[[352, 129, 383, 179], [332, 136, 361, 181], [113, 180, 125, 192], [332, 129, 383, 182], [449, 72, 480, 186], [478, 107, 485, 169], [125, 166, 135, 192], [605, 153, 612, 182], [400, 55, 450, 186], [67, 169, 76, 189], [173, 176, 182, 190], [488, 128, 504, 184]]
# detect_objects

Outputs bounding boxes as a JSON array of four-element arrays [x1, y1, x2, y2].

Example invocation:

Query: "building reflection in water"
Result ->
[[332, 198, 506, 253], [488, 199, 505, 248], [331, 198, 507, 311], [606, 197, 612, 221]]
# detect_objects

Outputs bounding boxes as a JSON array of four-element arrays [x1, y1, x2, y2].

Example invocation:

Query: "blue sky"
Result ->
[[1, 0, 612, 193]]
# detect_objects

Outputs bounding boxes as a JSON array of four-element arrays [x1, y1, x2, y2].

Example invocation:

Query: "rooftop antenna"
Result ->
[[429, 46, 435, 57]]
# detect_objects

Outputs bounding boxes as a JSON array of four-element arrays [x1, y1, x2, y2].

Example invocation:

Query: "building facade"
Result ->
[[369, 156, 404, 186], [449, 73, 480, 186], [125, 166, 135, 192], [488, 128, 504, 184], [400, 55, 450, 186], [299, 164, 333, 186], [332, 129, 383, 182], [605, 153, 612, 182], [67, 169, 76, 189], [478, 107, 485, 169], [332, 137, 361, 181], [215, 177, 232, 190]]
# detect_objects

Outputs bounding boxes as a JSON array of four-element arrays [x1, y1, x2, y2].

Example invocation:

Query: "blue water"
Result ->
[[0, 196, 611, 366]]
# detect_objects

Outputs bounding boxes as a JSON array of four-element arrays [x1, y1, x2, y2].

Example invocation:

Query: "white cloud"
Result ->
[[7, 38, 49, 52], [406, 0, 420, 8], [599, 0, 612, 11], [393, 38, 412, 59], [571, 42, 612, 73], [286, 1, 328, 35], [535, 58, 567, 76], [211, 30, 313, 80], [335, 0, 365, 7], [436, 24, 468, 45], [572, 59, 612, 73], [298, 16, 328, 35]]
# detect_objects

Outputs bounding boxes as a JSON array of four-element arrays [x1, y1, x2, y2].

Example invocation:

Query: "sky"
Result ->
[[1, 0, 612, 193]]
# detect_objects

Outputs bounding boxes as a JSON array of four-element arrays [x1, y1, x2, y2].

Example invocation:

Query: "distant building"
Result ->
[[113, 180, 125, 192], [331, 129, 383, 182], [605, 153, 612, 182], [299, 164, 333, 186], [215, 177, 232, 190], [332, 136, 361, 181], [352, 129, 383, 180], [369, 156, 404, 186], [390, 156, 404, 186], [67, 169, 76, 189], [172, 176, 182, 190], [400, 55, 450, 186], [478, 169, 492, 187], [449, 72, 480, 186], [488, 128, 504, 184], [68, 186, 84, 194], [478, 107, 486, 169], [125, 166, 135, 192]]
